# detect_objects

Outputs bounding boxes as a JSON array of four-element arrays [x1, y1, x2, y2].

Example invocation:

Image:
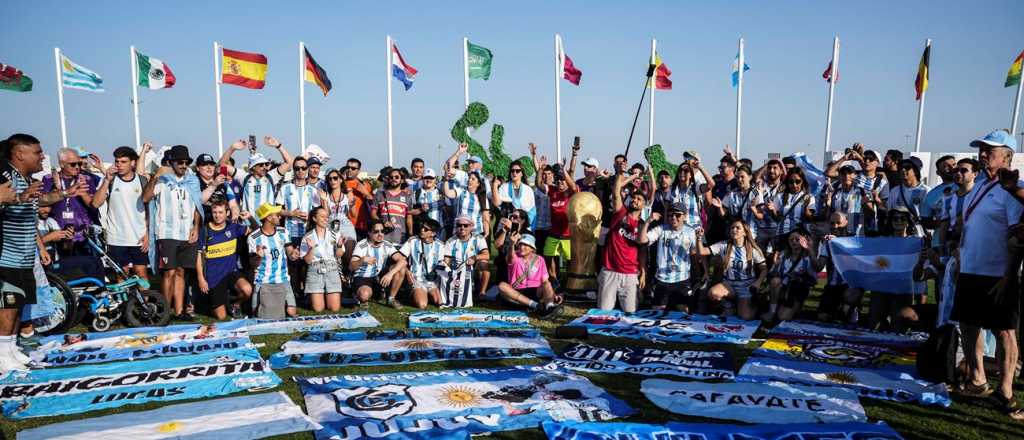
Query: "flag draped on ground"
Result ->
[[221, 47, 268, 89], [771, 320, 926, 348], [651, 53, 671, 90], [542, 421, 905, 440], [240, 311, 380, 335], [136, 50, 175, 90], [568, 309, 760, 344], [409, 310, 530, 329], [555, 343, 734, 380], [16, 391, 319, 440], [391, 41, 418, 90], [915, 44, 930, 100], [1007, 49, 1023, 87], [754, 338, 917, 374], [731, 52, 749, 87], [467, 41, 493, 80], [61, 54, 103, 92], [0, 63, 32, 92], [828, 236, 922, 293], [304, 47, 332, 95]]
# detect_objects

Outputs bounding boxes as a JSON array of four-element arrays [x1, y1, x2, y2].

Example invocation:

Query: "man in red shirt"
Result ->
[[597, 169, 646, 312], [543, 166, 578, 280]]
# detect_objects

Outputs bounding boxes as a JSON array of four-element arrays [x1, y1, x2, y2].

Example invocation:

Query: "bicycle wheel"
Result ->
[[125, 289, 171, 328], [35, 272, 78, 336]]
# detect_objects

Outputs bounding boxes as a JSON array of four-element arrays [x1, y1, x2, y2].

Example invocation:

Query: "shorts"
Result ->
[[519, 287, 540, 299], [724, 279, 755, 299], [597, 269, 640, 312], [779, 281, 812, 308], [952, 273, 1020, 330], [108, 245, 148, 268], [412, 279, 438, 291], [0, 268, 36, 308], [543, 236, 572, 260], [305, 262, 343, 294], [252, 282, 296, 319], [354, 276, 383, 296], [652, 280, 695, 310], [208, 271, 245, 308], [158, 239, 197, 270]]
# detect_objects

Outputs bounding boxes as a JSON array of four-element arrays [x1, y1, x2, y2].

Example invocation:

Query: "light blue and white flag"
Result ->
[[61, 54, 104, 92], [771, 320, 926, 348], [790, 153, 828, 195], [1, 348, 281, 419], [241, 311, 380, 335], [641, 378, 866, 424], [408, 310, 531, 329], [297, 363, 634, 440], [555, 343, 734, 380], [829, 236, 923, 293], [568, 309, 759, 344], [542, 421, 905, 440], [17, 391, 318, 440], [270, 328, 552, 369], [731, 52, 749, 87]]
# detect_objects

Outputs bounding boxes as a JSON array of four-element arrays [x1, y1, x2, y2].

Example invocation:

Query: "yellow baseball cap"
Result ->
[[256, 203, 283, 220]]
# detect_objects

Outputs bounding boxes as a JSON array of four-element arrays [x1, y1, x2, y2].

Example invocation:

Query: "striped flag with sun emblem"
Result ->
[[828, 236, 923, 293]]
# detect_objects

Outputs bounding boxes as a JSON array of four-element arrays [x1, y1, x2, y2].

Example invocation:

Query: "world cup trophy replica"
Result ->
[[565, 191, 602, 298]]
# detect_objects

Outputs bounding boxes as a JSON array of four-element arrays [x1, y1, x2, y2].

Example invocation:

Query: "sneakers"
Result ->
[[0, 353, 28, 374], [386, 297, 404, 310], [176, 312, 195, 322], [539, 303, 563, 319], [230, 305, 244, 319]]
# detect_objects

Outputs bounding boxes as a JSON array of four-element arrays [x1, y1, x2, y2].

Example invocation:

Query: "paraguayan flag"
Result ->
[[828, 236, 922, 293], [60, 54, 104, 92]]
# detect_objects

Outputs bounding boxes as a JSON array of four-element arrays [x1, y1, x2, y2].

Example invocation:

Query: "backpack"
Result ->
[[915, 323, 959, 385]]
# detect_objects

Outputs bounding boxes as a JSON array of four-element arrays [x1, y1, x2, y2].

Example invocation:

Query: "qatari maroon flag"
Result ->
[[562, 54, 582, 85]]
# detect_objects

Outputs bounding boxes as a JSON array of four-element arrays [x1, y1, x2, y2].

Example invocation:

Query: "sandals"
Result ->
[[992, 392, 1024, 420], [959, 381, 993, 397]]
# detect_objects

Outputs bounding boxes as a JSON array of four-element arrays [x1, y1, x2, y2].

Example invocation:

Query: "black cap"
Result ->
[[165, 145, 192, 164], [306, 156, 322, 166], [196, 154, 216, 166], [901, 157, 923, 171]]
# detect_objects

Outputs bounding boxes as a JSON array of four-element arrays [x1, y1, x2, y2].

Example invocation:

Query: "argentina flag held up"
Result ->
[[828, 236, 923, 293]]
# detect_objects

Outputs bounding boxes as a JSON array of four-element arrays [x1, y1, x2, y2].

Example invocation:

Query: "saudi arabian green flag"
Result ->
[[467, 41, 493, 80]]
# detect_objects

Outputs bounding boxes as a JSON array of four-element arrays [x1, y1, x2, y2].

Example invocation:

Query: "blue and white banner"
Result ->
[[554, 343, 734, 380], [737, 356, 950, 406], [30, 323, 250, 367], [1, 348, 281, 419], [408, 310, 531, 329], [771, 320, 926, 348], [270, 329, 553, 369], [17, 391, 318, 440], [297, 363, 635, 440], [791, 153, 829, 196], [641, 378, 866, 424], [567, 309, 759, 344], [755, 338, 917, 374], [241, 311, 380, 335], [829, 237, 923, 293], [542, 421, 905, 440]]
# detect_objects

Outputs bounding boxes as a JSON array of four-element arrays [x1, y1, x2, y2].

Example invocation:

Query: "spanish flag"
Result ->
[[651, 53, 672, 90], [1006, 49, 1023, 88], [222, 48, 267, 89], [304, 47, 332, 96], [914, 44, 930, 100]]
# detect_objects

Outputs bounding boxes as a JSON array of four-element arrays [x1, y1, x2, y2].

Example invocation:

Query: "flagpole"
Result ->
[[1012, 69, 1024, 147], [54, 47, 68, 149], [130, 46, 142, 152], [463, 37, 470, 109], [214, 41, 224, 156], [554, 34, 563, 163], [648, 38, 656, 148], [914, 39, 931, 153], [823, 36, 839, 164], [735, 37, 745, 158], [299, 41, 307, 155], [386, 35, 395, 166]]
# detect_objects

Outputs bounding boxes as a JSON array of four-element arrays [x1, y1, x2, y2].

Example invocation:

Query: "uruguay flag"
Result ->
[[391, 41, 418, 90], [829, 236, 923, 293]]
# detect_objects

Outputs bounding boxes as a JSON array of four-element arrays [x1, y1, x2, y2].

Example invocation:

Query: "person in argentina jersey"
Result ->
[[350, 218, 406, 309], [399, 218, 446, 309], [444, 215, 490, 306], [886, 157, 930, 239], [639, 203, 700, 313], [409, 168, 446, 240], [278, 156, 319, 297], [194, 153, 240, 221], [301, 206, 344, 312], [142, 145, 202, 320], [444, 170, 491, 239], [712, 165, 763, 240], [247, 203, 298, 319], [765, 167, 816, 258], [196, 200, 252, 320], [91, 146, 150, 280], [763, 228, 820, 324], [753, 159, 785, 253], [218, 136, 294, 228], [821, 165, 873, 236], [699, 219, 768, 320], [319, 168, 357, 263]]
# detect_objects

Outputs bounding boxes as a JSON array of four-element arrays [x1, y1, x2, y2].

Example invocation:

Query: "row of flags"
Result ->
[[3, 44, 1023, 97]]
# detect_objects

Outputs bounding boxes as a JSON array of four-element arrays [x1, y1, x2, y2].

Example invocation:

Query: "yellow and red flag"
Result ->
[[651, 53, 672, 90], [304, 48, 332, 96], [1006, 49, 1023, 88], [914, 45, 930, 100], [222, 48, 268, 89]]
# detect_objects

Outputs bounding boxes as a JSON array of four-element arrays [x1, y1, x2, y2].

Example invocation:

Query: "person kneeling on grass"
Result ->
[[762, 228, 820, 324], [698, 220, 767, 320], [350, 219, 407, 309], [638, 203, 700, 313], [248, 203, 299, 319], [399, 218, 446, 309], [301, 206, 345, 312], [497, 233, 563, 317]]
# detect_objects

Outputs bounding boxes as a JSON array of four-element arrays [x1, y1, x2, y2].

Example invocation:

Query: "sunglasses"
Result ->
[[65, 161, 85, 168], [671, 212, 685, 218], [346, 166, 360, 171], [294, 166, 308, 171], [956, 168, 973, 175], [371, 228, 386, 234], [390, 175, 402, 179], [456, 223, 473, 228], [786, 179, 803, 184], [510, 169, 523, 174], [329, 176, 342, 181], [421, 228, 434, 233], [173, 160, 189, 166]]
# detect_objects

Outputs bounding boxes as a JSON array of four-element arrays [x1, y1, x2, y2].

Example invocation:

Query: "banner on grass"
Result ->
[[737, 356, 950, 406], [296, 363, 635, 440], [270, 328, 553, 369], [408, 310, 531, 329], [755, 338, 917, 373], [17, 391, 318, 440], [641, 378, 866, 424], [542, 420, 905, 440], [30, 322, 250, 367], [771, 320, 926, 347], [567, 309, 759, 344], [240, 311, 380, 335], [0, 348, 280, 419], [554, 343, 734, 380]]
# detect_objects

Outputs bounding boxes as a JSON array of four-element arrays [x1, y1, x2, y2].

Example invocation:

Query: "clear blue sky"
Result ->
[[3, 0, 1022, 171]]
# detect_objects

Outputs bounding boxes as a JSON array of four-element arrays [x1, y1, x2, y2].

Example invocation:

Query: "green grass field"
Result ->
[[4, 291, 1024, 440]]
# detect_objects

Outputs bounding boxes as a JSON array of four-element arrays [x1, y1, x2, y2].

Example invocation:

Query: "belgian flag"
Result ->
[[914, 44, 930, 100], [304, 48, 332, 96]]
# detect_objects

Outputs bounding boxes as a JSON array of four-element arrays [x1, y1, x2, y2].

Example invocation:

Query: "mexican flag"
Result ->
[[136, 50, 176, 89]]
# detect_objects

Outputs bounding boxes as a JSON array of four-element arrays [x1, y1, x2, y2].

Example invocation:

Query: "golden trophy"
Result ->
[[565, 191, 602, 296]]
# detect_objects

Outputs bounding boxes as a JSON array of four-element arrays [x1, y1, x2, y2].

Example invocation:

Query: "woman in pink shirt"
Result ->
[[497, 233, 563, 317]]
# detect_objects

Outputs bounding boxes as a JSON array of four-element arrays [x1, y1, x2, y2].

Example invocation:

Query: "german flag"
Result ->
[[304, 48, 332, 96], [914, 44, 930, 100], [222, 47, 268, 89]]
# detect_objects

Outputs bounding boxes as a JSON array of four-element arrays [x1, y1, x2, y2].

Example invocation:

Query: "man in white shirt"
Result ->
[[92, 146, 149, 279], [218, 136, 294, 227]]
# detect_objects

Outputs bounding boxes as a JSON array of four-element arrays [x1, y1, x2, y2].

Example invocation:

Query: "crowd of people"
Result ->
[[1, 129, 1023, 417]]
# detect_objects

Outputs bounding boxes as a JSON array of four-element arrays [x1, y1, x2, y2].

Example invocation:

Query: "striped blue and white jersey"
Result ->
[[772, 253, 815, 285], [723, 187, 763, 231], [300, 229, 341, 264], [755, 182, 783, 236], [443, 235, 488, 268], [451, 187, 489, 234], [0, 162, 38, 269], [352, 239, 398, 278], [399, 237, 445, 283], [247, 227, 291, 284], [498, 182, 536, 229], [668, 186, 706, 227], [153, 175, 198, 241], [240, 170, 282, 216], [646, 224, 697, 283], [533, 186, 551, 230], [415, 187, 446, 225], [277, 181, 319, 239], [827, 186, 867, 236], [772, 191, 815, 235]]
